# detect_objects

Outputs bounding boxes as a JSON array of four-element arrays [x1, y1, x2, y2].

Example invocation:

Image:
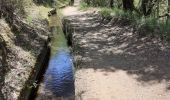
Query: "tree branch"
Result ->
[[159, 13, 170, 18]]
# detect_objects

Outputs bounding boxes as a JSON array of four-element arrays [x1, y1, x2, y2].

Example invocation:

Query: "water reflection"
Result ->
[[46, 49, 74, 96], [38, 49, 75, 99], [36, 14, 75, 100], [36, 44, 74, 100]]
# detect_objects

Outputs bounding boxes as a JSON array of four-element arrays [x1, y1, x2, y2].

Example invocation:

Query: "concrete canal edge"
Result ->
[[18, 40, 51, 100], [62, 17, 80, 70], [17, 16, 75, 100], [62, 18, 74, 47], [18, 17, 74, 100]]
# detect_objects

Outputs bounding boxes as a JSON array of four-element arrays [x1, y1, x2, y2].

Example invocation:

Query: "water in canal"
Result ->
[[35, 14, 75, 100]]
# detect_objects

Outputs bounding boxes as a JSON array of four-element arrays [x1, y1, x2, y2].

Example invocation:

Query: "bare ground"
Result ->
[[62, 2, 170, 100]]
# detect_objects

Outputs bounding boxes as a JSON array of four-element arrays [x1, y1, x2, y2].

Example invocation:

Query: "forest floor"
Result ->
[[62, 1, 170, 100]]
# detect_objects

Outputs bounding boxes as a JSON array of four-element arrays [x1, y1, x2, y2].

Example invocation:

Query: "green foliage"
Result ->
[[99, 8, 113, 19], [0, 0, 25, 15], [33, 0, 71, 7], [79, 1, 90, 10], [110, 9, 169, 39], [99, 7, 140, 22], [26, 16, 33, 24], [80, 0, 170, 40], [82, 0, 123, 7], [33, 0, 56, 7], [136, 17, 170, 39], [91, 0, 108, 7], [82, 0, 108, 7], [57, 0, 71, 8], [114, 8, 134, 19], [143, 18, 158, 30], [158, 20, 170, 37]]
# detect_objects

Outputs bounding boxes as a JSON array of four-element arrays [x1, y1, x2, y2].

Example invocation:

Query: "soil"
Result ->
[[0, 5, 49, 100], [62, 0, 170, 100]]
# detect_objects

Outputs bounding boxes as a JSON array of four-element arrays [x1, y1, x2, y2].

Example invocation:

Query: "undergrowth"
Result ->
[[80, 3, 170, 40], [79, 2, 90, 10], [33, 0, 71, 8]]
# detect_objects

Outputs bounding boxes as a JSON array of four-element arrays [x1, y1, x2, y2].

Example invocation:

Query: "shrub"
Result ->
[[0, 0, 25, 16], [99, 8, 113, 19], [0, 0, 26, 26], [79, 1, 90, 10]]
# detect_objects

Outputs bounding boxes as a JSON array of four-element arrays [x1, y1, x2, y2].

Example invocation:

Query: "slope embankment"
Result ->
[[0, 2, 50, 99]]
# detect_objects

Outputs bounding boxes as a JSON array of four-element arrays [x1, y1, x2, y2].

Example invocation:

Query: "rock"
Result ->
[[48, 8, 57, 17]]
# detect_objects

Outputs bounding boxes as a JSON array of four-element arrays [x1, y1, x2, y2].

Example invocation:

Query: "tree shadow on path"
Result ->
[[64, 12, 170, 91]]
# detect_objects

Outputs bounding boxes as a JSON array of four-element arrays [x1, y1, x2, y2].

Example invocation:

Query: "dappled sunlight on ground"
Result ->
[[62, 3, 170, 100], [69, 12, 170, 85], [76, 69, 170, 100]]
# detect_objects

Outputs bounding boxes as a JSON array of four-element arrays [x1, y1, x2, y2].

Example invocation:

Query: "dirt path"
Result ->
[[62, 1, 170, 100]]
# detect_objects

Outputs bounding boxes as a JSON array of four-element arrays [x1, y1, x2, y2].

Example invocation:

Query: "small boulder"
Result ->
[[48, 8, 57, 17]]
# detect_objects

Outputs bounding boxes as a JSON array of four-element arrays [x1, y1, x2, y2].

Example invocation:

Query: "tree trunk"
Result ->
[[141, 0, 158, 16], [85, 0, 90, 5], [168, 0, 170, 20], [122, 0, 134, 11], [156, 0, 159, 18], [70, 0, 74, 5], [141, 0, 148, 15], [110, 0, 114, 8]]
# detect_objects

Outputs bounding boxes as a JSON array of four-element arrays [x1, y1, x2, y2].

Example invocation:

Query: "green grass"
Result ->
[[26, 16, 33, 24], [99, 7, 140, 21], [99, 8, 113, 19], [79, 2, 170, 40], [159, 21, 170, 35], [33, 0, 71, 8], [57, 0, 70, 8], [79, 2, 90, 10]]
